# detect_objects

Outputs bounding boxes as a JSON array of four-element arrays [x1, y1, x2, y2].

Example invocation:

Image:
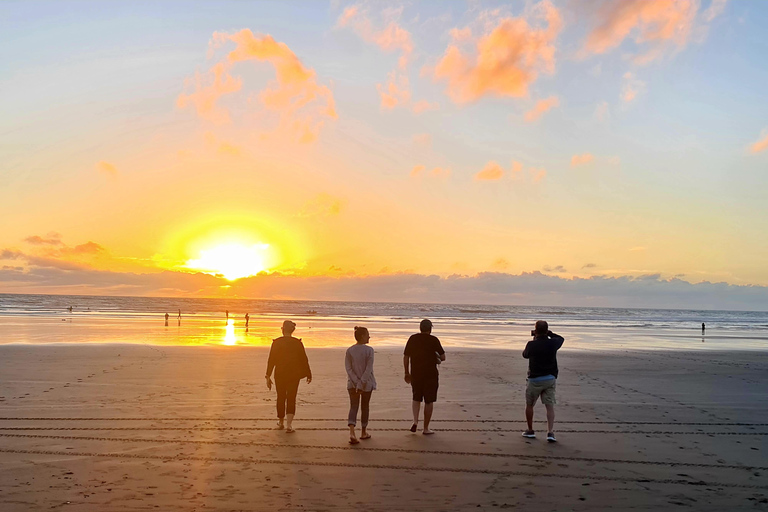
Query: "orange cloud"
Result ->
[[377, 71, 411, 109], [338, 7, 413, 69], [177, 62, 242, 124], [571, 153, 594, 167], [410, 165, 426, 177], [433, 1, 562, 103], [524, 95, 559, 122], [475, 161, 505, 181], [96, 161, 118, 177], [583, 0, 714, 64], [530, 168, 547, 183], [511, 160, 524, 178], [179, 30, 336, 143], [411, 165, 449, 179], [621, 72, 645, 102], [750, 130, 768, 154], [412, 100, 439, 114], [449, 27, 472, 42]]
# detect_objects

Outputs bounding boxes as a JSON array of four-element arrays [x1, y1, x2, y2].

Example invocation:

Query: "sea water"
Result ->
[[0, 293, 766, 351]]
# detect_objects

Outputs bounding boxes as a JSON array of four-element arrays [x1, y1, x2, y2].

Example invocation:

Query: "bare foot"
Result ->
[[360, 433, 371, 440], [276, 421, 284, 430], [285, 427, 295, 433], [410, 424, 418, 432], [349, 436, 359, 444]]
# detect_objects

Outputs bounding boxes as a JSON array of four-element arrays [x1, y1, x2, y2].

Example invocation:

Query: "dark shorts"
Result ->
[[411, 374, 439, 403]]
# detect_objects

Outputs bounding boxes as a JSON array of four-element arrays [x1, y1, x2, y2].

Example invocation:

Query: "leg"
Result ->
[[545, 404, 555, 433], [276, 381, 287, 421], [525, 404, 534, 431], [348, 389, 360, 443], [285, 379, 300, 432], [360, 392, 372, 438], [423, 402, 434, 434], [412, 400, 421, 426]]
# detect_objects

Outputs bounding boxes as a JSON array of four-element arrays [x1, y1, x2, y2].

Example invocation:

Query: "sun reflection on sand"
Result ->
[[223, 319, 236, 345]]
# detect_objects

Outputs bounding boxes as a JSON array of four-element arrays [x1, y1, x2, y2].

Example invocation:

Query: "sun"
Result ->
[[185, 243, 272, 280]]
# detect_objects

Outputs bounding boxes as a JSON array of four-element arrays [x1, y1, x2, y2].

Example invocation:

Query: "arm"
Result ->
[[403, 355, 411, 383], [345, 350, 361, 389], [549, 331, 564, 349], [522, 341, 531, 359], [435, 338, 446, 361], [360, 349, 374, 386], [265, 341, 276, 389], [300, 341, 312, 383]]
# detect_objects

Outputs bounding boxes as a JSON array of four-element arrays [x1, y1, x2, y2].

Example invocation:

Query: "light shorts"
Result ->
[[526, 378, 556, 406]]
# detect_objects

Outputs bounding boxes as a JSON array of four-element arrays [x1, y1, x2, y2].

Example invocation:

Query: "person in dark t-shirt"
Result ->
[[522, 320, 564, 442], [266, 320, 312, 433], [403, 319, 446, 435]]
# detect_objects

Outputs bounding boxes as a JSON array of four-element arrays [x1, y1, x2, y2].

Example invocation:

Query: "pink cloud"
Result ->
[[449, 27, 472, 42], [177, 62, 242, 124], [621, 72, 645, 102], [524, 95, 559, 122], [571, 153, 594, 167], [582, 0, 723, 64], [338, 7, 413, 69], [433, 1, 562, 103], [377, 71, 411, 109]]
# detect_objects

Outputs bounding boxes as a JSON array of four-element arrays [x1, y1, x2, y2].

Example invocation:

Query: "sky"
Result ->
[[1, 0, 767, 309]]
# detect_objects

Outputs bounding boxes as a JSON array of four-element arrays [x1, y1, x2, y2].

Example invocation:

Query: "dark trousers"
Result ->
[[347, 389, 372, 428], [276, 378, 300, 419]]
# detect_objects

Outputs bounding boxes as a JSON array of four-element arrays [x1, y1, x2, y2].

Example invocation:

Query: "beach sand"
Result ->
[[0, 345, 766, 511]]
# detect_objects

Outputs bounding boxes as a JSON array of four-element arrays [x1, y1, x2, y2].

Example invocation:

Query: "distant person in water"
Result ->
[[226, 310, 229, 320], [404, 319, 446, 435], [164, 312, 169, 326], [68, 306, 73, 313], [522, 321, 564, 443], [245, 313, 250, 329], [702, 322, 706, 335], [178, 309, 181, 319], [266, 320, 312, 433], [346, 326, 376, 444]]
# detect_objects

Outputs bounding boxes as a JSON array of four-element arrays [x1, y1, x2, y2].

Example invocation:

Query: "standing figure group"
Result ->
[[265, 318, 564, 443]]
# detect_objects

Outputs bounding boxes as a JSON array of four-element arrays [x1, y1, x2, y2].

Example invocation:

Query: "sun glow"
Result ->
[[185, 243, 272, 280]]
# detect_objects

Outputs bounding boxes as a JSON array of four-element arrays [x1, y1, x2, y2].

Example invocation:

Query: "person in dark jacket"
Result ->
[[522, 320, 564, 442], [266, 320, 312, 433]]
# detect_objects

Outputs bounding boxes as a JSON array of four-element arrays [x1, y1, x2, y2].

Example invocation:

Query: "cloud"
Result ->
[[179, 30, 336, 143], [543, 265, 567, 273], [583, 0, 699, 64], [412, 100, 439, 113], [24, 234, 63, 246], [621, 72, 645, 102], [749, 130, 768, 154], [530, 168, 547, 183], [96, 161, 118, 177], [511, 160, 524, 178], [570, 153, 594, 167], [299, 193, 346, 217], [377, 71, 411, 109], [449, 27, 472, 42], [338, 6, 413, 69], [703, 0, 728, 23], [524, 95, 559, 122], [475, 161, 505, 181], [410, 165, 450, 179], [4, 267, 766, 310], [582, 263, 598, 269], [433, 1, 562, 103], [594, 101, 610, 122], [410, 165, 426, 177], [412, 133, 432, 147]]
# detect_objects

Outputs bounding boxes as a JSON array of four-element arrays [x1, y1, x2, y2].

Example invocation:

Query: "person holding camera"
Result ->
[[403, 319, 446, 435], [522, 320, 564, 442], [266, 320, 312, 433]]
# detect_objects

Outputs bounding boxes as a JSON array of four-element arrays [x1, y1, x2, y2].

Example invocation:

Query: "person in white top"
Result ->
[[345, 326, 376, 444]]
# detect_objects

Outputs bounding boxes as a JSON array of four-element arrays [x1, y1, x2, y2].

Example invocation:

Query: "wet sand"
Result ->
[[0, 345, 767, 511]]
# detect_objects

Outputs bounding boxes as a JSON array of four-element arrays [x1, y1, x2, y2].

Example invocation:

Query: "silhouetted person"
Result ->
[[522, 320, 564, 442], [245, 313, 250, 329], [266, 320, 312, 433], [68, 306, 73, 313], [226, 310, 229, 320], [346, 326, 376, 444], [164, 313, 169, 326], [404, 319, 445, 435], [178, 309, 181, 319], [702, 322, 706, 335]]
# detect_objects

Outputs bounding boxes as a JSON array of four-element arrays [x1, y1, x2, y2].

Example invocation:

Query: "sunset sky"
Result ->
[[2, 0, 767, 308]]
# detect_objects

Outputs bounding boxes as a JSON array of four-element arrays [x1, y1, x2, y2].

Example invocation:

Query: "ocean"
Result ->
[[0, 293, 767, 351]]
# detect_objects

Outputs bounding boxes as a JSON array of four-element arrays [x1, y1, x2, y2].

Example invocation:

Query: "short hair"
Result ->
[[282, 320, 296, 334], [353, 326, 369, 342], [535, 320, 549, 336], [420, 319, 432, 333]]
